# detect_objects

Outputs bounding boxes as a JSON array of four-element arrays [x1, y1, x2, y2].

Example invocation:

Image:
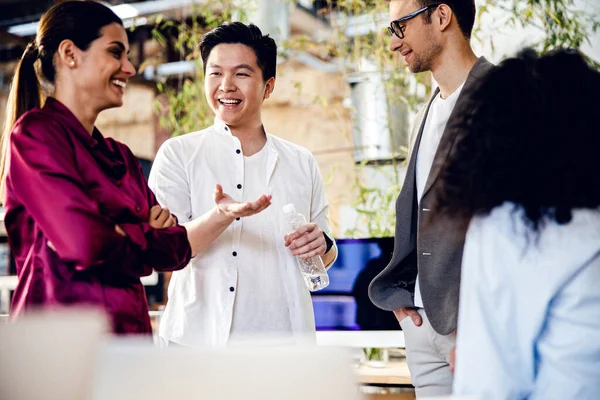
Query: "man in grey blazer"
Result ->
[[369, 0, 494, 397]]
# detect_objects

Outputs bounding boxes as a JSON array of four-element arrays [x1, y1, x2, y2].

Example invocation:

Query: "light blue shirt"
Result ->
[[453, 202, 600, 400]]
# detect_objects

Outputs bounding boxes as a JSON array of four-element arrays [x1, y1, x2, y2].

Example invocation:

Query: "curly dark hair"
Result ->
[[434, 48, 600, 232]]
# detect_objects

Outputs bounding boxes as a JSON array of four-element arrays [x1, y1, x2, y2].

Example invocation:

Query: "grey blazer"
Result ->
[[368, 57, 494, 335]]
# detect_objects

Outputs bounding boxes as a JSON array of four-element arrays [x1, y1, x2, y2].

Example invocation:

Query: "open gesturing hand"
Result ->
[[214, 184, 272, 219]]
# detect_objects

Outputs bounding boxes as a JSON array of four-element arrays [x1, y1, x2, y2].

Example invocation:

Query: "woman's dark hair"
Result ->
[[199, 21, 277, 81], [1, 0, 122, 201], [435, 48, 600, 232]]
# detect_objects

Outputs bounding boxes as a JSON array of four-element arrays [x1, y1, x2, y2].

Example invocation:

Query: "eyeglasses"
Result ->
[[387, 4, 441, 39]]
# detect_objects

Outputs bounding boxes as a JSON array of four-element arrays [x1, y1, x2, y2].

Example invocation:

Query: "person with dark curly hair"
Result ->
[[434, 49, 600, 399]]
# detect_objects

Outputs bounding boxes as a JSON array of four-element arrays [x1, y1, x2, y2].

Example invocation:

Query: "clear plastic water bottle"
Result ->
[[282, 203, 330, 291]]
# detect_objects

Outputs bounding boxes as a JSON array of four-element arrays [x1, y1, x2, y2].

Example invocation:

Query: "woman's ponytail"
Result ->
[[0, 41, 43, 203]]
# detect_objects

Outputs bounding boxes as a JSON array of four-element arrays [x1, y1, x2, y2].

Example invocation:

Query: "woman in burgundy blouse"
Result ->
[[0, 1, 191, 334]]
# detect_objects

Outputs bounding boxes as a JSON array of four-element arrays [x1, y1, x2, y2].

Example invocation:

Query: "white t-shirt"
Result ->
[[414, 82, 465, 308], [229, 145, 293, 343]]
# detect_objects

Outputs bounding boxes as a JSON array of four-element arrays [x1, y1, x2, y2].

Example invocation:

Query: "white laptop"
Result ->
[[91, 339, 365, 400]]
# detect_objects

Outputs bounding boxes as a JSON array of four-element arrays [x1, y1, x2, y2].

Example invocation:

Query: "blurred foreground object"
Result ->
[[0, 308, 108, 400]]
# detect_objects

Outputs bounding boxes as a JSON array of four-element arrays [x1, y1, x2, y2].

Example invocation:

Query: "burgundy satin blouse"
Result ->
[[4, 97, 191, 334]]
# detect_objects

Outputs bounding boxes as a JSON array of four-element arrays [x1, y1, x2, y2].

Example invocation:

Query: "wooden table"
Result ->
[[356, 361, 412, 387]]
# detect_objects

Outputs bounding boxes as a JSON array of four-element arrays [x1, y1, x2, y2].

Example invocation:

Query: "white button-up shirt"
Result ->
[[454, 203, 600, 399], [148, 119, 334, 347]]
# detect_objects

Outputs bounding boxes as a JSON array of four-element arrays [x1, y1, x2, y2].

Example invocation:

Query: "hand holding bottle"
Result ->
[[282, 204, 329, 291], [284, 222, 327, 259]]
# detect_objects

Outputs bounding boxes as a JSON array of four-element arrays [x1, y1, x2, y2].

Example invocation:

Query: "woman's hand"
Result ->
[[149, 205, 177, 229]]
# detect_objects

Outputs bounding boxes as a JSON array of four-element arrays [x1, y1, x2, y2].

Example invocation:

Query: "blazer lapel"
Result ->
[[421, 57, 494, 199], [403, 88, 441, 194]]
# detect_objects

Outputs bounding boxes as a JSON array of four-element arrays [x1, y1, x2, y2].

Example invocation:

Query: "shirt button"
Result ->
[[232, 251, 238, 257], [236, 217, 240, 221], [135, 205, 141, 212], [224, 126, 229, 131], [229, 287, 235, 292], [236, 149, 241, 154], [237, 184, 242, 189]]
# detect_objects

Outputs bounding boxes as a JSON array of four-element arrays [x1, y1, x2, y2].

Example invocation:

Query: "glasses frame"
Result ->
[[387, 4, 441, 39]]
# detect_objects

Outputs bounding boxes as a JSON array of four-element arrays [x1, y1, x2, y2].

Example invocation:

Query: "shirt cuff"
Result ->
[[323, 232, 334, 254]]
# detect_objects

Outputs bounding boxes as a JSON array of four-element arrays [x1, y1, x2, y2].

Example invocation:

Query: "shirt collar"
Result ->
[[43, 97, 99, 149], [43, 97, 126, 179], [213, 117, 232, 136], [212, 117, 277, 153]]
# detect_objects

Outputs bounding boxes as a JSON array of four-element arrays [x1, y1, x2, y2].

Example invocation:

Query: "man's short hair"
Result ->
[[199, 22, 277, 81], [418, 0, 476, 39]]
